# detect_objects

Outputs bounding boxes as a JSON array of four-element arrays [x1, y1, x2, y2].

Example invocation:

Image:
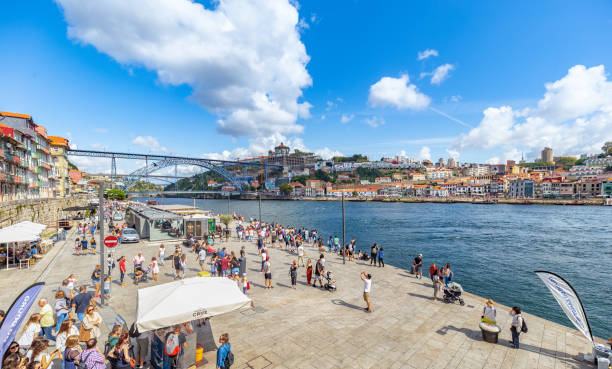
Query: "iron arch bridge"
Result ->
[[122, 158, 242, 190], [67, 149, 283, 192]]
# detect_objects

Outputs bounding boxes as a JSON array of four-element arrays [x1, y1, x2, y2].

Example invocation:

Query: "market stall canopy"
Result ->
[[136, 277, 251, 332], [63, 206, 97, 212], [0, 221, 47, 243]]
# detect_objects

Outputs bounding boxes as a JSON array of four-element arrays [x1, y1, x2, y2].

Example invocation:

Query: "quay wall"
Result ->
[[0, 195, 90, 228]]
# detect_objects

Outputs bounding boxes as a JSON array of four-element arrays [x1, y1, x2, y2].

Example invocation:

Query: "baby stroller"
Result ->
[[324, 271, 336, 292], [443, 282, 465, 306], [134, 265, 150, 285]]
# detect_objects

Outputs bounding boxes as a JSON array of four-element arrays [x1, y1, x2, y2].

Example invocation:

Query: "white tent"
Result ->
[[0, 221, 47, 243], [136, 277, 252, 332]]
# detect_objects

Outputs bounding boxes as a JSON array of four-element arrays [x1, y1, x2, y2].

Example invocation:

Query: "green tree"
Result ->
[[602, 141, 612, 155], [292, 175, 309, 185], [352, 191, 358, 196], [575, 158, 585, 165], [279, 183, 293, 196], [314, 169, 332, 182], [218, 214, 232, 240], [555, 156, 576, 167], [105, 189, 126, 200]]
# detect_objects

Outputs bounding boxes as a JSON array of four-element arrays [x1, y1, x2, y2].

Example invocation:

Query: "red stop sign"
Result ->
[[104, 236, 119, 248]]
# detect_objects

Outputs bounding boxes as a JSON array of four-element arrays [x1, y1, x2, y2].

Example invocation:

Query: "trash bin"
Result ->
[[479, 322, 501, 343]]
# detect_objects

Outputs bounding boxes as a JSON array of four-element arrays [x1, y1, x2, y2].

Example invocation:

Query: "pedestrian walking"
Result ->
[[509, 307, 523, 349], [158, 244, 165, 266], [432, 270, 442, 301], [360, 271, 372, 312], [106, 254, 115, 276], [38, 299, 55, 341], [289, 261, 297, 289], [305, 259, 313, 285], [264, 257, 272, 289], [370, 243, 378, 266], [91, 265, 101, 298], [118, 256, 127, 286], [216, 333, 232, 369], [151, 257, 159, 281], [297, 244, 304, 267], [172, 251, 181, 279], [413, 254, 423, 279], [429, 263, 437, 282], [378, 247, 384, 267]]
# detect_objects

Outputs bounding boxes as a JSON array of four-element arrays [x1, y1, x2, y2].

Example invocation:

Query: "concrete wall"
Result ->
[[0, 195, 89, 228]]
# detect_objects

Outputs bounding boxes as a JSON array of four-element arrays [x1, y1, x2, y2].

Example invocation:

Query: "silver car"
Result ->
[[121, 228, 140, 243]]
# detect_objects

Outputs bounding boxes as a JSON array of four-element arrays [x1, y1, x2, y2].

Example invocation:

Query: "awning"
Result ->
[[63, 206, 96, 212], [136, 277, 251, 332], [0, 221, 47, 243]]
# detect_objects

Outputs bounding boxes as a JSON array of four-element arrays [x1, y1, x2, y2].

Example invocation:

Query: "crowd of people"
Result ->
[[1, 204, 540, 369]]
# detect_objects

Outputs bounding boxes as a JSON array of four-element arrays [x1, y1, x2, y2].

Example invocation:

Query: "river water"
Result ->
[[137, 197, 611, 339]]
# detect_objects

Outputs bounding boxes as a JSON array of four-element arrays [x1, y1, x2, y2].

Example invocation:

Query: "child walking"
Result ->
[[103, 276, 111, 300]]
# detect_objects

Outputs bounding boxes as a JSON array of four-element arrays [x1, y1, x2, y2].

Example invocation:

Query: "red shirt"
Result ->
[[221, 257, 229, 271], [119, 259, 126, 273]]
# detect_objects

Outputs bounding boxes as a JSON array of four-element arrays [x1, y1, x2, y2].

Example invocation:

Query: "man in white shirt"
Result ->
[[297, 245, 304, 267], [196, 248, 207, 272], [360, 271, 372, 313]]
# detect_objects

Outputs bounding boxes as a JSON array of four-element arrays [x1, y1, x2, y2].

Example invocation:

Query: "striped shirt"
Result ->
[[78, 349, 106, 369]]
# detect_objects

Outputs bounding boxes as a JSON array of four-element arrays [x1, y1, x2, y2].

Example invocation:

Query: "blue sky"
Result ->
[[1, 0, 611, 173]]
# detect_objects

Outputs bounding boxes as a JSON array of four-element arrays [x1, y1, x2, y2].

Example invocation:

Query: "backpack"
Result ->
[[164, 333, 181, 357], [520, 317, 528, 333], [224, 349, 234, 368], [128, 323, 139, 338]]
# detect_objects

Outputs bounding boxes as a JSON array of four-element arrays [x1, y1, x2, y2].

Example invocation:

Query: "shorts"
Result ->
[[315, 275, 322, 281], [223, 270, 229, 276], [416, 265, 423, 274], [265, 273, 272, 280], [91, 244, 96, 249], [198, 260, 206, 266], [232, 268, 239, 275], [92, 278, 100, 284], [81, 245, 88, 250], [134, 337, 150, 358], [363, 292, 370, 303], [104, 289, 110, 295]]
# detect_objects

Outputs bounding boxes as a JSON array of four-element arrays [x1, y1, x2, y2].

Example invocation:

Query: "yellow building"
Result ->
[[48, 136, 70, 197]]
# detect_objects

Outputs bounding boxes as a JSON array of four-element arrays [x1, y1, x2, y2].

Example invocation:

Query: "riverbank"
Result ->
[[1, 218, 602, 368], [140, 194, 607, 206]]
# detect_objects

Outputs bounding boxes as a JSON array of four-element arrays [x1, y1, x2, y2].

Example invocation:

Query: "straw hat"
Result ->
[[485, 299, 494, 306]]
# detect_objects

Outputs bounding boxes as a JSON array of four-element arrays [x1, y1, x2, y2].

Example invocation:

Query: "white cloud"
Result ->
[[56, 0, 312, 137], [90, 143, 109, 151], [340, 114, 354, 124], [320, 115, 326, 120], [368, 74, 431, 110], [364, 116, 385, 128], [417, 49, 438, 60], [421, 63, 455, 85], [455, 64, 612, 157], [93, 128, 108, 134], [202, 133, 337, 161], [446, 149, 460, 159], [449, 95, 462, 103], [132, 136, 168, 152], [417, 146, 431, 161], [486, 156, 500, 164]]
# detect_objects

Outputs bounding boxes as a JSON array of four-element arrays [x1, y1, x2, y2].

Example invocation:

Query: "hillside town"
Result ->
[[2, 110, 612, 203]]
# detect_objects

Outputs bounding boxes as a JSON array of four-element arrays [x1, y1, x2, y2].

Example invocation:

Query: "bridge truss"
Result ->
[[67, 149, 283, 191]]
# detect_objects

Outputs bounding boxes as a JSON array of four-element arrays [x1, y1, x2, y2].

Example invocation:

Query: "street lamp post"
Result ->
[[98, 182, 106, 305], [341, 190, 345, 265], [258, 191, 262, 225]]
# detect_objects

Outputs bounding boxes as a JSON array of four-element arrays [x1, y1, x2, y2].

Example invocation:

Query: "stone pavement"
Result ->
[[0, 223, 598, 369]]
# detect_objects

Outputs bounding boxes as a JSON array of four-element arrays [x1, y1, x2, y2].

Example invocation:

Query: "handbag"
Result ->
[[79, 323, 92, 342], [76, 351, 93, 369]]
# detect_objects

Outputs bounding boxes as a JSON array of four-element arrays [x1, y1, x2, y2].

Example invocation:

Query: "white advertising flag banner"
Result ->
[[535, 271, 593, 344]]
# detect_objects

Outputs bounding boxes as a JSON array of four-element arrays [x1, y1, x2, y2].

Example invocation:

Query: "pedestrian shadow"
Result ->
[[331, 299, 365, 311], [436, 325, 480, 339], [297, 281, 310, 286], [398, 272, 414, 278], [407, 292, 433, 301], [249, 281, 265, 288], [276, 283, 294, 289], [248, 268, 261, 273]]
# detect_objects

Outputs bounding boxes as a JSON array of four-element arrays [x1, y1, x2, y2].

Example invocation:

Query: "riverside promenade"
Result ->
[[0, 224, 597, 369]]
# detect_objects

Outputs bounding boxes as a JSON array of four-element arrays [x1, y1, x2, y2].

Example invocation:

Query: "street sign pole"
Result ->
[[342, 191, 345, 265], [99, 182, 105, 305]]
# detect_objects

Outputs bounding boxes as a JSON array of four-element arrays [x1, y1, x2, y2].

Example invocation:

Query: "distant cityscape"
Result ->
[[2, 109, 612, 202]]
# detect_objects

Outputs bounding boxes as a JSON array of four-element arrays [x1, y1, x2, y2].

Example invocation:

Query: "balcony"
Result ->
[[0, 149, 4, 159], [31, 152, 41, 159], [14, 176, 22, 184], [0, 173, 5, 181], [13, 155, 20, 164]]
